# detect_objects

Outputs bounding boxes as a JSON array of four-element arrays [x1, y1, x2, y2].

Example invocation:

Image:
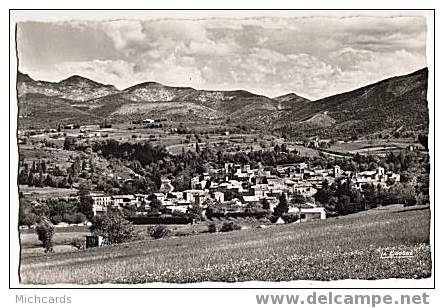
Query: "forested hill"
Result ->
[[275, 68, 429, 138]]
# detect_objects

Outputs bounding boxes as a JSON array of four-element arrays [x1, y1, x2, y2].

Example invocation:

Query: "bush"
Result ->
[[187, 205, 203, 221], [220, 221, 242, 232], [20, 212, 38, 227], [63, 213, 77, 224], [90, 212, 136, 244], [50, 214, 63, 225], [74, 212, 87, 223], [282, 212, 299, 224], [70, 238, 86, 250], [35, 217, 54, 253], [148, 225, 171, 239], [63, 212, 87, 224], [208, 223, 217, 233], [128, 215, 192, 225]]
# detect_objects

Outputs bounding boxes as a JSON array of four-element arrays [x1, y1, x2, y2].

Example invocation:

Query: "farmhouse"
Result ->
[[288, 202, 327, 222]]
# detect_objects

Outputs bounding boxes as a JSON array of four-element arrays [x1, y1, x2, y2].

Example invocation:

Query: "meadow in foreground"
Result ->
[[19, 205, 431, 284]]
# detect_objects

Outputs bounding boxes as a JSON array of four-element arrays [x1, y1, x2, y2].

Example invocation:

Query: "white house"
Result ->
[[288, 202, 327, 221]]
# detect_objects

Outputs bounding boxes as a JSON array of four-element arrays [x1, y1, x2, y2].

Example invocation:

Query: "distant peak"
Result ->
[[60, 75, 95, 84], [135, 81, 165, 88], [123, 81, 171, 93], [59, 75, 115, 88], [274, 93, 298, 99], [274, 92, 310, 103]]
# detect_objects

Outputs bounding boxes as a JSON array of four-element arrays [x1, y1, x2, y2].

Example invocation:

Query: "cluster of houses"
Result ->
[[90, 162, 400, 222]]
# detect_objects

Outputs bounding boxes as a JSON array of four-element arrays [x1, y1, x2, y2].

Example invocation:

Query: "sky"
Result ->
[[16, 15, 427, 100]]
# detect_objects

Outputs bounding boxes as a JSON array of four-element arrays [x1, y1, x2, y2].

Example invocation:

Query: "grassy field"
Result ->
[[19, 185, 79, 200], [19, 205, 431, 284], [328, 139, 424, 155], [19, 218, 265, 256], [20, 228, 90, 256]]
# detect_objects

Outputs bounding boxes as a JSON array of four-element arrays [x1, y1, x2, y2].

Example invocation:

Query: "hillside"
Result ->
[[16, 68, 429, 136], [19, 205, 431, 284], [18, 93, 100, 128], [273, 93, 311, 110], [16, 73, 283, 125], [276, 68, 429, 138], [17, 72, 119, 102]]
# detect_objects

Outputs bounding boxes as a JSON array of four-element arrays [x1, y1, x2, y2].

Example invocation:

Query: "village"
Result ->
[[88, 161, 401, 223]]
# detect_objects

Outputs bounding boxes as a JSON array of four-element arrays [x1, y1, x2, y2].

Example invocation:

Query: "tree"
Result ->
[[187, 204, 203, 221], [273, 193, 289, 217], [418, 134, 428, 150], [149, 199, 164, 213], [389, 183, 417, 207], [314, 180, 334, 205], [208, 223, 217, 233], [148, 225, 171, 239], [18, 168, 29, 185], [292, 192, 306, 206], [67, 174, 73, 187], [63, 136, 77, 150], [19, 203, 38, 227], [37, 169, 44, 187], [44, 174, 54, 187], [36, 217, 55, 253], [261, 198, 270, 210], [50, 214, 63, 225], [220, 221, 242, 232], [78, 195, 94, 220], [337, 195, 352, 215], [90, 212, 136, 244], [27, 171, 35, 186]]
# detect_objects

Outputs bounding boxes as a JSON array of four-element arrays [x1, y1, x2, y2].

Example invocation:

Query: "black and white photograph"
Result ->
[[10, 9, 434, 289]]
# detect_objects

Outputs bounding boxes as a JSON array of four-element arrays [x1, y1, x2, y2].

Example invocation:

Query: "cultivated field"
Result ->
[[19, 205, 431, 284], [327, 139, 424, 155]]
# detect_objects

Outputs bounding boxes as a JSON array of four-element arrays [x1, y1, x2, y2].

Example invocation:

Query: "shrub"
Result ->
[[63, 213, 77, 224], [35, 217, 54, 253], [74, 212, 87, 223], [148, 225, 171, 239], [78, 195, 94, 220], [187, 205, 203, 221], [50, 214, 63, 225], [70, 238, 86, 250], [90, 212, 136, 244], [19, 212, 38, 227], [273, 193, 289, 217], [282, 212, 299, 224], [64, 212, 87, 224], [208, 223, 217, 233], [220, 222, 242, 232]]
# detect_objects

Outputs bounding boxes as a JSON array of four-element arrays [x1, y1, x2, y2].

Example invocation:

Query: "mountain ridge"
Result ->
[[275, 67, 429, 138], [16, 68, 429, 138]]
